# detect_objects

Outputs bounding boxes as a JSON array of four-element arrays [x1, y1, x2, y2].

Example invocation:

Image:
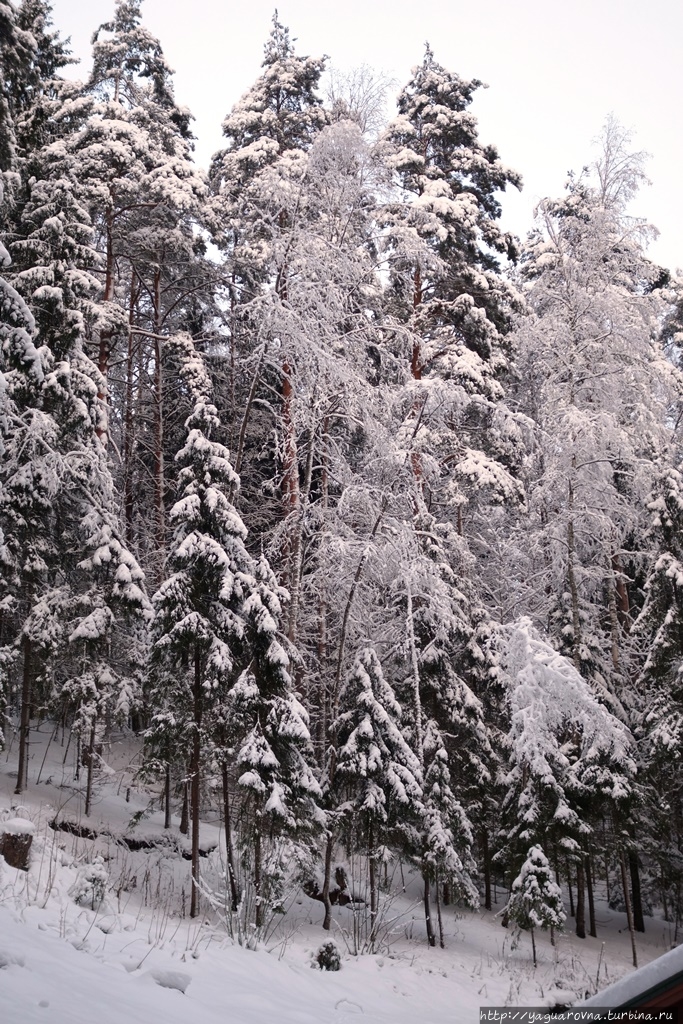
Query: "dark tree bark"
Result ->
[[321, 831, 334, 931], [575, 857, 586, 939], [84, 720, 96, 818], [15, 635, 32, 795], [481, 829, 492, 911], [179, 780, 189, 835], [164, 763, 171, 830], [190, 647, 202, 919], [423, 873, 436, 947], [586, 854, 597, 937], [620, 850, 638, 968], [566, 858, 575, 917], [221, 763, 239, 911], [629, 850, 645, 932]]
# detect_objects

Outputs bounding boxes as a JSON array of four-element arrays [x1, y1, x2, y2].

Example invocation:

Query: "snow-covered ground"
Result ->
[[0, 724, 677, 1023]]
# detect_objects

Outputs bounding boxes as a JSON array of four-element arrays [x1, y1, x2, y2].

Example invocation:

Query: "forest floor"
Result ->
[[0, 723, 677, 1024]]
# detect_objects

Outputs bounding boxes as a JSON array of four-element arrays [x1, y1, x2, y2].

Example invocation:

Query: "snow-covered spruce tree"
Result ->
[[63, 507, 150, 815], [150, 397, 246, 918], [222, 552, 322, 928], [421, 720, 478, 946], [631, 464, 683, 924], [329, 647, 422, 946], [150, 393, 320, 920], [497, 618, 636, 938], [506, 844, 565, 966], [0, 172, 62, 789]]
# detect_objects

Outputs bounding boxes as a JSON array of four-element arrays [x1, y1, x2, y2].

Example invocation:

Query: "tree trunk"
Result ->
[[369, 825, 378, 951], [531, 926, 537, 968], [152, 269, 165, 586], [566, 502, 582, 670], [84, 719, 96, 818], [629, 850, 645, 932], [566, 858, 575, 917], [179, 780, 189, 835], [321, 831, 334, 931], [586, 854, 597, 937], [96, 208, 115, 441], [221, 764, 239, 911], [123, 270, 139, 544], [620, 850, 638, 968], [164, 762, 172, 830], [575, 857, 586, 938], [423, 873, 436, 947], [15, 634, 32, 795], [482, 829, 492, 911], [190, 647, 202, 919], [254, 816, 263, 929], [435, 873, 445, 949], [611, 553, 631, 629], [281, 359, 299, 589]]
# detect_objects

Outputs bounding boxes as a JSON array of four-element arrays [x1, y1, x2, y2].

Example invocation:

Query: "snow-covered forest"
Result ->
[[1, 0, 683, 1008]]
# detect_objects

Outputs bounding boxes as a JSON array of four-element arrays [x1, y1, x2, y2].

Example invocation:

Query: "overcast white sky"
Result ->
[[50, 0, 683, 271]]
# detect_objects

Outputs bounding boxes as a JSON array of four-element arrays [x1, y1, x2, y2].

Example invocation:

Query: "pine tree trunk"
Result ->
[[179, 780, 189, 835], [575, 857, 586, 938], [287, 421, 315, 644], [96, 208, 115, 441], [423, 873, 436, 947], [406, 585, 423, 764], [566, 858, 575, 916], [531, 926, 537, 968], [482, 829, 492, 911], [435, 872, 445, 949], [152, 269, 165, 586], [84, 719, 96, 818], [221, 764, 239, 912], [369, 825, 378, 951], [254, 816, 263, 929], [190, 647, 202, 919], [281, 359, 299, 590], [123, 270, 139, 544], [611, 553, 631, 628], [15, 634, 32, 795], [567, 492, 582, 671], [586, 854, 597, 937], [629, 850, 645, 932], [620, 849, 638, 968], [321, 831, 334, 931], [164, 763, 172, 830]]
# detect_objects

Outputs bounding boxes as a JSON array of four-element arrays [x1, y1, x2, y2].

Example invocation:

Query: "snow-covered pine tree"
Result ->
[[506, 844, 565, 966], [331, 647, 422, 946], [379, 43, 525, 521]]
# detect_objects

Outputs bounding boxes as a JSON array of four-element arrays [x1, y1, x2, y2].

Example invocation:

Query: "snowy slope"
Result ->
[[0, 726, 677, 1023]]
